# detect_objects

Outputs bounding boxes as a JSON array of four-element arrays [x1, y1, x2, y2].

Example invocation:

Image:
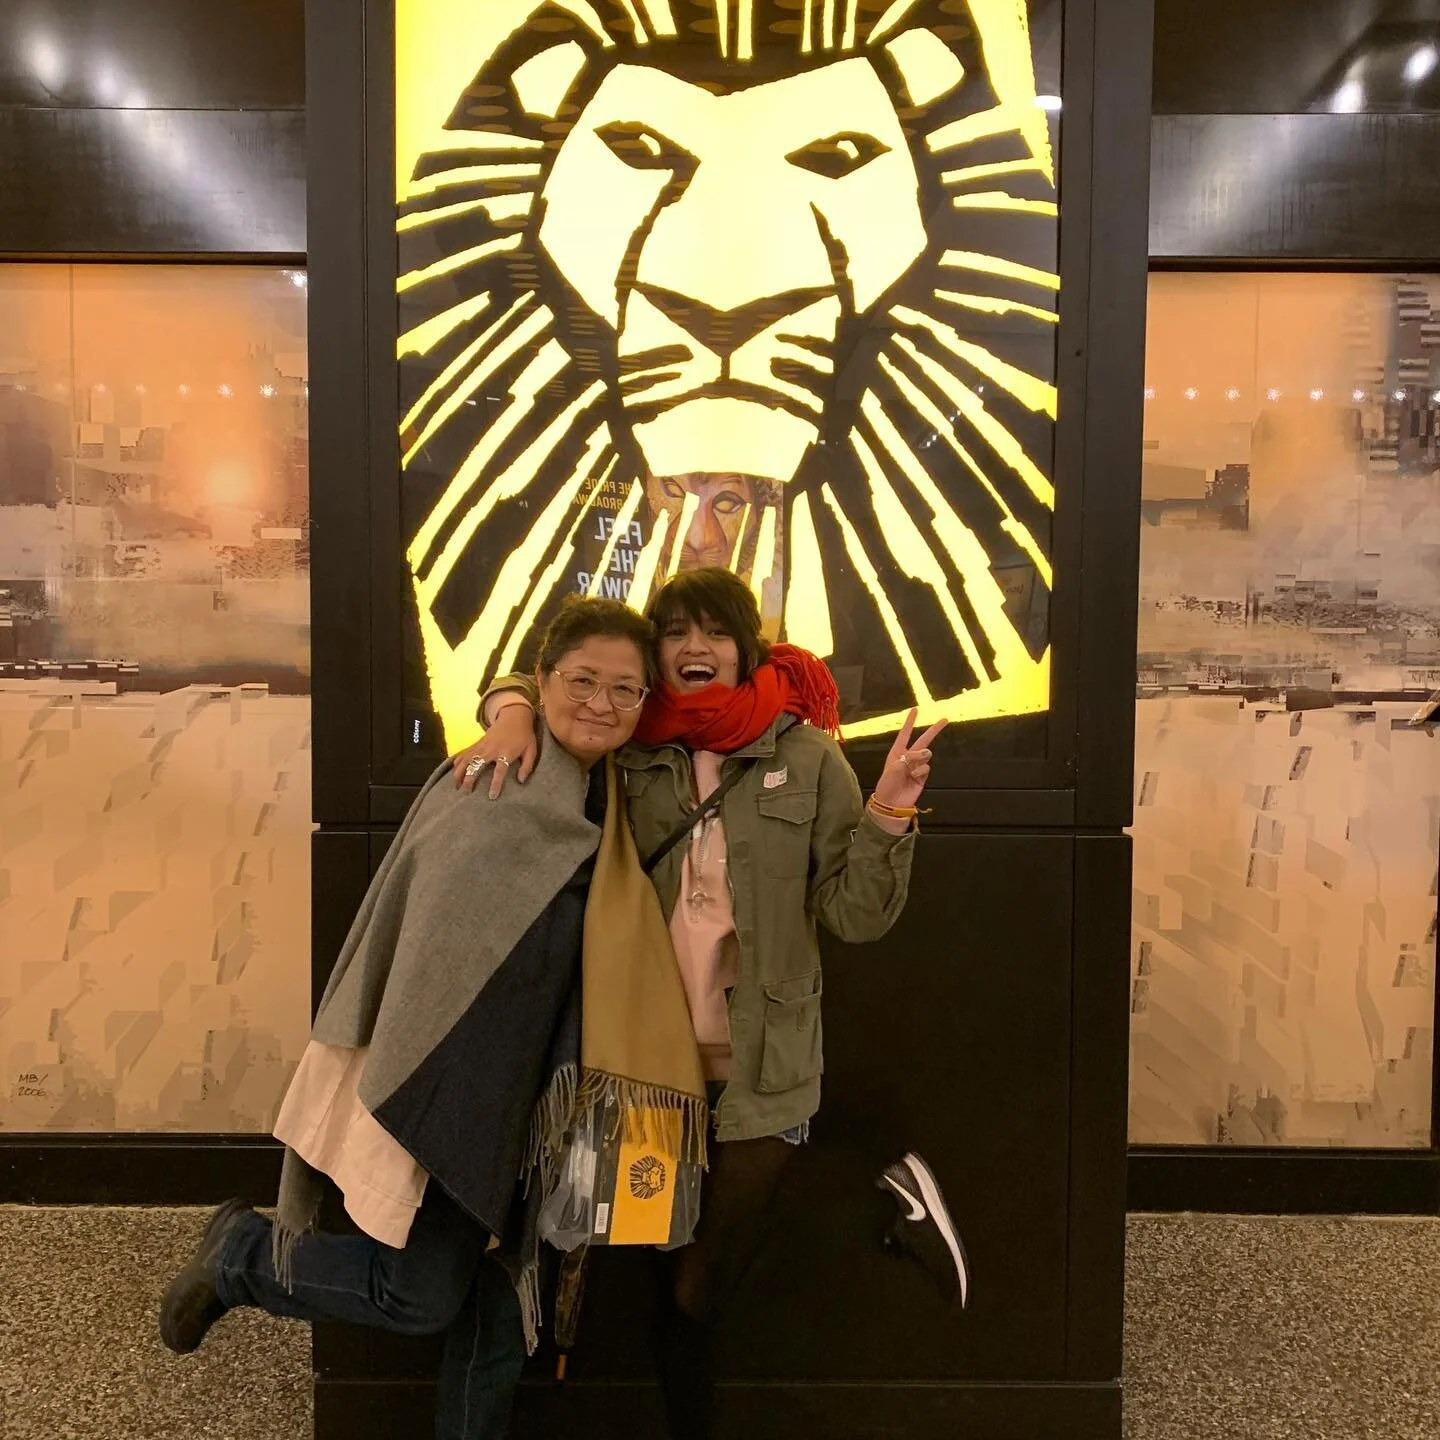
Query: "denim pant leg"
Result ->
[[434, 1253, 527, 1440], [214, 1186, 485, 1336]]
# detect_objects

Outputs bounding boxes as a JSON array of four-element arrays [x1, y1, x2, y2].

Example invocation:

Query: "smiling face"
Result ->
[[537, 58, 927, 482], [536, 634, 649, 766], [657, 613, 742, 693]]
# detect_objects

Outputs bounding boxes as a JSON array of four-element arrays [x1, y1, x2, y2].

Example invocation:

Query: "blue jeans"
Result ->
[[214, 1186, 525, 1440]]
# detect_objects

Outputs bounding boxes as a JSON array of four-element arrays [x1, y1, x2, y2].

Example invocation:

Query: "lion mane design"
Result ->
[[628, 1153, 667, 1200], [397, 0, 1058, 747]]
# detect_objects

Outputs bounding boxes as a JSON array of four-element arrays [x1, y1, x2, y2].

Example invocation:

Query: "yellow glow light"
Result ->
[[401, 301, 550, 468], [941, 157, 1043, 186], [626, 509, 674, 615], [398, 0, 1058, 741], [397, 294, 492, 360], [404, 164, 541, 201], [750, 503, 778, 614], [640, 0, 678, 38], [876, 354, 1051, 586], [408, 338, 572, 570], [785, 491, 834, 658], [496, 443, 615, 676], [666, 491, 701, 576], [727, 502, 752, 571], [940, 249, 1059, 291], [587, 480, 646, 599], [949, 192, 1059, 217], [892, 332, 1054, 507], [885, 28, 965, 106], [397, 234, 521, 294], [819, 483, 933, 706], [893, 305, 1056, 418], [858, 399, 1034, 677], [851, 428, 991, 681], [867, 0, 924, 45], [511, 40, 587, 117], [935, 288, 1057, 325]]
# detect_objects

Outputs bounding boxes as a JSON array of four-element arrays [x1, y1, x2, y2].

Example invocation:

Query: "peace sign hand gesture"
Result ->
[[872, 709, 947, 817]]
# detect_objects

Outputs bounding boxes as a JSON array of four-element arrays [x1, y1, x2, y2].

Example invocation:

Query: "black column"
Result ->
[[304, 0, 1152, 1432]]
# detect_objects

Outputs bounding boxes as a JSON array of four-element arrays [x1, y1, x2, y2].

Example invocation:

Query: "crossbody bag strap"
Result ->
[[641, 715, 798, 875]]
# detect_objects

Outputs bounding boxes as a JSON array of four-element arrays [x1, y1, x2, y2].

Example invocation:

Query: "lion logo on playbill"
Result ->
[[628, 1153, 667, 1201], [397, 0, 1059, 748]]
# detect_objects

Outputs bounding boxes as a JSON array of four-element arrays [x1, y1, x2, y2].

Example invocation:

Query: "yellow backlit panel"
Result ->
[[396, 0, 1058, 748]]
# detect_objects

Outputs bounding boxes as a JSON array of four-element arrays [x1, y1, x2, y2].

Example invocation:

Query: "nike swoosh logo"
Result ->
[[884, 1175, 926, 1222]]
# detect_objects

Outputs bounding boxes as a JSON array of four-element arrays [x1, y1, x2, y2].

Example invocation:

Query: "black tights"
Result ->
[[655, 1135, 792, 1440]]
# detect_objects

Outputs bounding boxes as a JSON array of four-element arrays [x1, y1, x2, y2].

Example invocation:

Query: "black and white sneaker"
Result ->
[[878, 1152, 970, 1308]]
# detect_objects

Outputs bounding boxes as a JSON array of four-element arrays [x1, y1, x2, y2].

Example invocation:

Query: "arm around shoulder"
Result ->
[[480, 672, 539, 726]]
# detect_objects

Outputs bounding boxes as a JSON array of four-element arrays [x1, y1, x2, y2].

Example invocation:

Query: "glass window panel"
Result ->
[[1130, 271, 1440, 1148], [0, 263, 311, 1132]]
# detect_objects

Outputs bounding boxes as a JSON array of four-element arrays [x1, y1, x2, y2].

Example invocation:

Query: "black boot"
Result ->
[[158, 1199, 253, 1353]]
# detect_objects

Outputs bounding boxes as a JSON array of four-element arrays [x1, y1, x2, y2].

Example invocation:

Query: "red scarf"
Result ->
[[634, 644, 841, 754]]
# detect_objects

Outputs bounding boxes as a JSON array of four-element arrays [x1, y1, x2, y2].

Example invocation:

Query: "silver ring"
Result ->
[[495, 756, 511, 768], [899, 753, 914, 769], [464, 757, 488, 778]]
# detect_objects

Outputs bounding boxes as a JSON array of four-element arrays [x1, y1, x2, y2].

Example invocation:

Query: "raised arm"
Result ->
[[805, 712, 942, 942]]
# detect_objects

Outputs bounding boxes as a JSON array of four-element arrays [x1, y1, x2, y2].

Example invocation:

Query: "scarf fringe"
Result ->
[[523, 1060, 579, 1195], [771, 644, 842, 738], [575, 1069, 709, 1169], [525, 1064, 709, 1181], [272, 1147, 325, 1292]]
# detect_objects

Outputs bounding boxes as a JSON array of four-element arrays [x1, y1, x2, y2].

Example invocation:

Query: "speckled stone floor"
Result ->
[[1124, 1214, 1440, 1440], [0, 1208, 1436, 1438], [0, 1207, 310, 1440]]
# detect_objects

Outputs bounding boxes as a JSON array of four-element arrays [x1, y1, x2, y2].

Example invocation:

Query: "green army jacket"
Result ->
[[483, 681, 915, 1140]]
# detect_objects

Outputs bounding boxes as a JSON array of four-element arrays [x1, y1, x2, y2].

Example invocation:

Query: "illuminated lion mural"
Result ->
[[397, 0, 1058, 747]]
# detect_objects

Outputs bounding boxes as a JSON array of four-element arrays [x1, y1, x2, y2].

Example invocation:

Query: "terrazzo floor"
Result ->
[[0, 1208, 1436, 1438]]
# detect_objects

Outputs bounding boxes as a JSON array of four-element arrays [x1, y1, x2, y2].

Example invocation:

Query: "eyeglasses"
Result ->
[[556, 671, 649, 712]]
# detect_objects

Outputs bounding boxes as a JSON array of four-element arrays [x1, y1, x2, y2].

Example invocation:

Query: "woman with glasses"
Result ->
[[159, 597, 709, 1440], [452, 567, 942, 1440]]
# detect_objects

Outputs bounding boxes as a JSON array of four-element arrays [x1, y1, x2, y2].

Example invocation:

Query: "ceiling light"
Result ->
[[1404, 45, 1438, 85], [1331, 80, 1364, 113], [27, 36, 64, 89]]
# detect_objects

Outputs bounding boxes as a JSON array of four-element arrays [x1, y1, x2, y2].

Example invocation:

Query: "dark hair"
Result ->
[[645, 568, 769, 681], [535, 596, 655, 679]]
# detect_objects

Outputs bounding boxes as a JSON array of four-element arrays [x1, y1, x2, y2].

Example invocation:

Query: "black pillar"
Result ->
[[305, 0, 1152, 1433]]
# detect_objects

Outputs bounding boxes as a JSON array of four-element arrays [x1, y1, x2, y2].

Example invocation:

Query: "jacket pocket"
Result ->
[[755, 788, 818, 878], [622, 768, 670, 862], [757, 971, 823, 1094]]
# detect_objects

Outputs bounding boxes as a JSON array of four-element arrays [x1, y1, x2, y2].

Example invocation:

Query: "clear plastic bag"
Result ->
[[539, 1093, 702, 1253]]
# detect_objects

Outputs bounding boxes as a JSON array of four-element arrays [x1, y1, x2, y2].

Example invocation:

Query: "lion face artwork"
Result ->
[[397, 0, 1060, 750], [538, 58, 928, 485]]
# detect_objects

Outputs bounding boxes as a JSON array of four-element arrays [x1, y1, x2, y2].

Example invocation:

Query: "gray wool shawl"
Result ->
[[273, 726, 706, 1345], [273, 738, 600, 1276]]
